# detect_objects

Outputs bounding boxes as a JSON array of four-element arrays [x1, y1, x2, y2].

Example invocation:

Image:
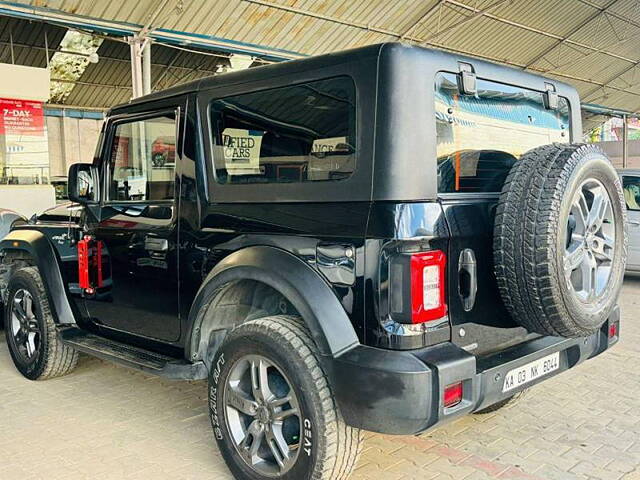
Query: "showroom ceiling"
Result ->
[[1, 0, 640, 114]]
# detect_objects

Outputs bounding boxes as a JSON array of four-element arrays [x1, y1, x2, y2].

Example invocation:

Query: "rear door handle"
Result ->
[[629, 220, 640, 227], [458, 248, 477, 312]]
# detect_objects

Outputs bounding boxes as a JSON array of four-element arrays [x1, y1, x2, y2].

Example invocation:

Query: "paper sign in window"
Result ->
[[222, 128, 264, 175]]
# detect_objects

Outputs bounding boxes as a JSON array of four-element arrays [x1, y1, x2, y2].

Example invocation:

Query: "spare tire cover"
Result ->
[[494, 144, 627, 338]]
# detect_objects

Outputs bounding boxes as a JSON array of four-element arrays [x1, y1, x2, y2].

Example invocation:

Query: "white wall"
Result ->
[[0, 185, 56, 218], [0, 64, 50, 101], [46, 115, 103, 177], [596, 140, 640, 169]]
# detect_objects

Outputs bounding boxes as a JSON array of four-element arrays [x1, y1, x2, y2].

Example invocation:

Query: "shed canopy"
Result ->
[[1, 0, 639, 114]]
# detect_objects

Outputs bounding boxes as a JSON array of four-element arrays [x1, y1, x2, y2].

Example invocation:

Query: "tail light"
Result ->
[[608, 322, 617, 339], [410, 250, 447, 324], [443, 382, 463, 408]]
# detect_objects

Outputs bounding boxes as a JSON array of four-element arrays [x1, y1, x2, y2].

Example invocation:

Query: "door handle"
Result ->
[[144, 237, 168, 252], [629, 220, 640, 227], [458, 249, 477, 312]]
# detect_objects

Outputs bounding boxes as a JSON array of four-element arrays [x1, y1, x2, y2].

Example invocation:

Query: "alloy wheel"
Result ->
[[564, 179, 616, 302], [10, 289, 42, 363], [224, 354, 302, 477]]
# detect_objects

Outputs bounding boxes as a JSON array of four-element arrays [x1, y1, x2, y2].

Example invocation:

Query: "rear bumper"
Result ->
[[330, 307, 620, 435]]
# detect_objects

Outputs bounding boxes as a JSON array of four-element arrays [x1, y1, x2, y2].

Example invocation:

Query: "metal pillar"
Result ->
[[143, 41, 151, 95], [622, 114, 629, 168], [129, 36, 152, 98], [60, 114, 68, 176], [128, 36, 144, 99]]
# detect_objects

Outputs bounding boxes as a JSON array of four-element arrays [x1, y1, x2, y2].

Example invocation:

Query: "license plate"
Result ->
[[502, 352, 560, 393]]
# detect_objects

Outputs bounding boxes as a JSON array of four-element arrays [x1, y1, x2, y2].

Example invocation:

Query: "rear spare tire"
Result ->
[[494, 144, 627, 338]]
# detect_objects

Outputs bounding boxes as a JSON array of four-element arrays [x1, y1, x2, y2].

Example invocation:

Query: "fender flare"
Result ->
[[186, 245, 360, 360], [0, 229, 77, 324]]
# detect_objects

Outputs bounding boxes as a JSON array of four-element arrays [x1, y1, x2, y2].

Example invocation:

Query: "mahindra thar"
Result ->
[[0, 43, 627, 480]]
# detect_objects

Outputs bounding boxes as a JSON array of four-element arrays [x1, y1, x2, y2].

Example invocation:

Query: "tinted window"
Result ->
[[210, 77, 356, 184], [435, 73, 570, 193], [623, 176, 640, 211], [107, 113, 176, 201]]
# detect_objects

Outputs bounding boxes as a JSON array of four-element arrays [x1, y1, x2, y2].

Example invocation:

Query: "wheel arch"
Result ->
[[186, 246, 360, 366], [0, 229, 77, 325]]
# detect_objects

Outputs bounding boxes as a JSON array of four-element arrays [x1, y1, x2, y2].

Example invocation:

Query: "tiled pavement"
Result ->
[[1, 278, 639, 480]]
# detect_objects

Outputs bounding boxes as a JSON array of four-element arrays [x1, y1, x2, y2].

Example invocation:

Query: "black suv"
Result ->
[[0, 43, 627, 480]]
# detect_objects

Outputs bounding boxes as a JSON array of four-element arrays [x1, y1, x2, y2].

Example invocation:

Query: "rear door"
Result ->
[[434, 72, 572, 355], [84, 101, 184, 343], [622, 175, 640, 270], [440, 196, 525, 355]]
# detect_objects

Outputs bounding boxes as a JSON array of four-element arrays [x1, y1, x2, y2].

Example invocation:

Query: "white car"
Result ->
[[619, 169, 640, 272]]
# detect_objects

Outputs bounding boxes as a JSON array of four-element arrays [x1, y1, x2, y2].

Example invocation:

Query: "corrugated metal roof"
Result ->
[[1, 0, 640, 113], [0, 17, 66, 67], [63, 39, 231, 108]]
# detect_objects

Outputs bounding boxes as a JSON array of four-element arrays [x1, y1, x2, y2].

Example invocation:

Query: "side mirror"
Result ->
[[68, 163, 98, 204]]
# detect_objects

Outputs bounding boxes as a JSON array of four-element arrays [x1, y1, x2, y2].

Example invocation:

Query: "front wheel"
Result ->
[[209, 315, 363, 480], [5, 266, 78, 380]]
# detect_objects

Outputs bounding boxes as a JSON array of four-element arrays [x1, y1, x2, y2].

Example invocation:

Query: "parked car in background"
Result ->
[[620, 169, 640, 272], [0, 209, 26, 241], [27, 202, 92, 296], [4, 203, 89, 298]]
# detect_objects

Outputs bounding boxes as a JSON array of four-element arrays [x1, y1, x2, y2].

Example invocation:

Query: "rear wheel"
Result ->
[[209, 315, 363, 480], [5, 267, 78, 380]]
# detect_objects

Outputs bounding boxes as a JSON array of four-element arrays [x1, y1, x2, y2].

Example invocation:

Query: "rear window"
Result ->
[[435, 72, 570, 193], [210, 77, 356, 185]]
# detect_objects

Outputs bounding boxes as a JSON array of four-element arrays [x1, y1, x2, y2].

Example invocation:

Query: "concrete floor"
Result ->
[[1, 278, 640, 480]]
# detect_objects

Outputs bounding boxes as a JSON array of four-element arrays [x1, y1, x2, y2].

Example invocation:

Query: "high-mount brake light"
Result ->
[[410, 250, 447, 324]]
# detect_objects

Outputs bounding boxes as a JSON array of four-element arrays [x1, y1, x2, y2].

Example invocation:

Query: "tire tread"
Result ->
[[220, 315, 363, 480], [6, 266, 78, 380], [494, 143, 627, 337]]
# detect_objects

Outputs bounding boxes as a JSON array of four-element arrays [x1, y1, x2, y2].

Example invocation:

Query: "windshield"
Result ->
[[435, 72, 570, 193]]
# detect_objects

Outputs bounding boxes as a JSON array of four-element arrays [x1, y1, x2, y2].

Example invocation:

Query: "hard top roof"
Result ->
[[109, 42, 577, 115]]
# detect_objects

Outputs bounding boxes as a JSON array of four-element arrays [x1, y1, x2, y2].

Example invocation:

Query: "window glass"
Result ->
[[435, 73, 570, 193], [108, 114, 176, 201], [210, 77, 356, 184], [623, 176, 640, 211]]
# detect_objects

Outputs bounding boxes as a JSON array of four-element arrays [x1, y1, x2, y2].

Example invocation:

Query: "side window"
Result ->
[[107, 113, 176, 201], [623, 176, 640, 211], [210, 77, 356, 184]]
